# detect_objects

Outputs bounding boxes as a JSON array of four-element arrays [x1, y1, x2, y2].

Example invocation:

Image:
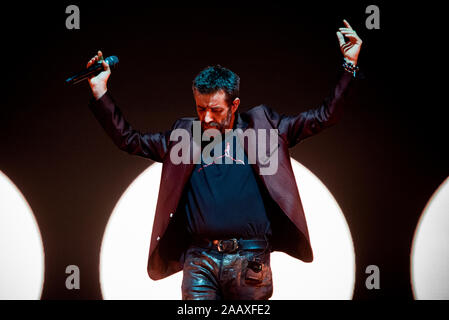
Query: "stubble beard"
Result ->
[[201, 108, 233, 134]]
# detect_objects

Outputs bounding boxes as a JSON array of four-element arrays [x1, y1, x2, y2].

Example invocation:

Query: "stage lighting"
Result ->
[[100, 159, 355, 299], [411, 177, 449, 299], [0, 171, 45, 299]]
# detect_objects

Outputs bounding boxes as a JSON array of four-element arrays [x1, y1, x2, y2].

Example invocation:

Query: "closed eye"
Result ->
[[197, 107, 224, 113]]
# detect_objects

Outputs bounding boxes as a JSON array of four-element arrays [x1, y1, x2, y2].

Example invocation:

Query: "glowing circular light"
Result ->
[[100, 159, 355, 299], [0, 170, 45, 299], [411, 176, 449, 299]]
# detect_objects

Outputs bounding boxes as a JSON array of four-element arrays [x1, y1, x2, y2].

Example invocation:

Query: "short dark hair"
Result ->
[[192, 65, 240, 106]]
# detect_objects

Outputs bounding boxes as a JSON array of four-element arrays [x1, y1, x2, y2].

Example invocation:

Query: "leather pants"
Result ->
[[181, 245, 273, 300]]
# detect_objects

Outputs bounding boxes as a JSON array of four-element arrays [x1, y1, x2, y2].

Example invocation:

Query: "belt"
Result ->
[[193, 237, 269, 253]]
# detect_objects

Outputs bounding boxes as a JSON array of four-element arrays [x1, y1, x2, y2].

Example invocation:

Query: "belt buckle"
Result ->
[[217, 238, 238, 253]]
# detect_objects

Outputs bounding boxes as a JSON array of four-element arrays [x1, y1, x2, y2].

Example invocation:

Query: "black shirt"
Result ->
[[184, 131, 272, 239]]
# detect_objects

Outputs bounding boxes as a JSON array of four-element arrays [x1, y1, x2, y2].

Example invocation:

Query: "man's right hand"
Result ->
[[87, 50, 111, 100]]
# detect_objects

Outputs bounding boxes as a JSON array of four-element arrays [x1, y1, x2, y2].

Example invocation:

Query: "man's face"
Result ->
[[193, 89, 240, 134]]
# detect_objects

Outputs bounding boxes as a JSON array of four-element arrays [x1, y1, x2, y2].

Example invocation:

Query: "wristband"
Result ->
[[342, 59, 359, 78]]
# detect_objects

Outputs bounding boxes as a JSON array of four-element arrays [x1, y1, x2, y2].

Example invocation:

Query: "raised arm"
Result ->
[[277, 19, 363, 147], [87, 50, 172, 162]]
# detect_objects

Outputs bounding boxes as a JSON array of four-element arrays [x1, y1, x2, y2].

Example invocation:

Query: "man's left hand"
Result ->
[[336, 19, 363, 66]]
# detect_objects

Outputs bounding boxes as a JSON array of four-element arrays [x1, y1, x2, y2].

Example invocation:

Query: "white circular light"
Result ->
[[411, 176, 449, 299], [100, 159, 355, 299], [0, 170, 45, 299]]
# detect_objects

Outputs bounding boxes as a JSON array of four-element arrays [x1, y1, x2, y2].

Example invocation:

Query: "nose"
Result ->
[[204, 110, 213, 124]]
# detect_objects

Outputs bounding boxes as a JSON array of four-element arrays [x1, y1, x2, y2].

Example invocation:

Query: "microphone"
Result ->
[[65, 55, 119, 85]]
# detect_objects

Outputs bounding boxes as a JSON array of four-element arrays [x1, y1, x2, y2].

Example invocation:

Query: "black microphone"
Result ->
[[65, 55, 119, 85]]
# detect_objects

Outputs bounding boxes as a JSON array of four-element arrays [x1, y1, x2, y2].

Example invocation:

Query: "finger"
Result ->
[[336, 31, 345, 47], [340, 32, 362, 43], [90, 56, 98, 65], [87, 58, 95, 68], [339, 30, 361, 40], [339, 30, 357, 35], [341, 43, 352, 51], [87, 54, 100, 68], [98, 50, 104, 61], [101, 60, 110, 71], [344, 34, 361, 41], [343, 19, 352, 29]]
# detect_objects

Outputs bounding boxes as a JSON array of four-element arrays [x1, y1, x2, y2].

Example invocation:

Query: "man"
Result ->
[[87, 20, 362, 300]]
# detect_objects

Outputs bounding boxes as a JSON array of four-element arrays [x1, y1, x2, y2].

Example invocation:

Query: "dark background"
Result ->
[[0, 1, 447, 300]]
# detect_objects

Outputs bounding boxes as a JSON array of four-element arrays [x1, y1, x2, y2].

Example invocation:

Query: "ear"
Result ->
[[231, 98, 240, 113]]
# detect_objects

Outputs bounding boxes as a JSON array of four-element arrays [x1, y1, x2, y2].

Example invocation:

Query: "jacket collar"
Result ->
[[234, 111, 250, 130]]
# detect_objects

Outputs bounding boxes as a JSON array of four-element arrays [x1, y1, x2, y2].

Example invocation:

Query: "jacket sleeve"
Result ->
[[88, 92, 173, 162], [273, 71, 354, 148]]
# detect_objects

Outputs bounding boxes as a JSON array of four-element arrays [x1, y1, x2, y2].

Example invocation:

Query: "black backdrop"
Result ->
[[0, 1, 447, 300]]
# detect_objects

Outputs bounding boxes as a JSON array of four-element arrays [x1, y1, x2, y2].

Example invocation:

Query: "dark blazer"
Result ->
[[88, 71, 354, 280]]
